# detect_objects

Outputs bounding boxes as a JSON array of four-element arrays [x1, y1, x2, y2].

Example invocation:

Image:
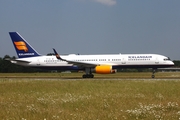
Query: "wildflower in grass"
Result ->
[[61, 93, 92, 103], [37, 97, 47, 104], [52, 115, 59, 119], [135, 93, 145, 98], [155, 115, 161, 119], [103, 99, 110, 109], [126, 102, 180, 119], [26, 104, 38, 113], [167, 102, 178, 110], [177, 111, 180, 115], [155, 93, 164, 100]]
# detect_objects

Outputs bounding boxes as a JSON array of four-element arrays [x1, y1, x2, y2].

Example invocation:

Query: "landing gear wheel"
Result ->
[[82, 74, 94, 78], [90, 74, 94, 78], [152, 75, 155, 78], [151, 68, 157, 78], [82, 74, 86, 78]]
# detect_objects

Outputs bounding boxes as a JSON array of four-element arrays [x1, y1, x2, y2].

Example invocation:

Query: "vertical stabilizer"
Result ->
[[9, 32, 41, 58]]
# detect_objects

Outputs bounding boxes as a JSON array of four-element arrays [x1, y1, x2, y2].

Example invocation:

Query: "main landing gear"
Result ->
[[82, 74, 94, 78], [82, 68, 94, 78], [152, 68, 157, 78]]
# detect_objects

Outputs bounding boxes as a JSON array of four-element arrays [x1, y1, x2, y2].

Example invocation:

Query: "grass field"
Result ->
[[0, 72, 180, 119]]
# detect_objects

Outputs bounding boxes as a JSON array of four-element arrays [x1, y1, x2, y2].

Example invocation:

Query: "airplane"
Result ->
[[8, 32, 174, 78]]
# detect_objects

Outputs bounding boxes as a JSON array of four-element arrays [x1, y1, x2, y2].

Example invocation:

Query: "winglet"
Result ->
[[53, 48, 65, 61]]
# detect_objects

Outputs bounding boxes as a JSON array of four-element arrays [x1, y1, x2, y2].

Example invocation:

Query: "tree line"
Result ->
[[0, 55, 180, 73]]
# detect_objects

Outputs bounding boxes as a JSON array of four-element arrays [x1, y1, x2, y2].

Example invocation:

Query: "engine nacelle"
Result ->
[[93, 65, 117, 74]]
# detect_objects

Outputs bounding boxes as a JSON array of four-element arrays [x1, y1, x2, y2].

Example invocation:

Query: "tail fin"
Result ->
[[9, 32, 41, 58]]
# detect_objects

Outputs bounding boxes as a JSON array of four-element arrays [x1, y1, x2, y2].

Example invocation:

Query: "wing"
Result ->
[[53, 48, 99, 67], [64, 60, 99, 67]]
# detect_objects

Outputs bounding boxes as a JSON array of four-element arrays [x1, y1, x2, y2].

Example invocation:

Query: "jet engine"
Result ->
[[93, 65, 117, 74]]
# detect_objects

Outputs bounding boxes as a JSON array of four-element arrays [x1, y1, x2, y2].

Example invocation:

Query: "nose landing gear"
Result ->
[[152, 69, 157, 78]]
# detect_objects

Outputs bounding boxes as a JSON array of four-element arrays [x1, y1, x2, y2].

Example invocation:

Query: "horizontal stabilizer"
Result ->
[[5, 58, 31, 63]]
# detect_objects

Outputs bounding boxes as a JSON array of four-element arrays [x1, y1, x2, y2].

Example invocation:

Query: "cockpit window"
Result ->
[[164, 57, 171, 61]]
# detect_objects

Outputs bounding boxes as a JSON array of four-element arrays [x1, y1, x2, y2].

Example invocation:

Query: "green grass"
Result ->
[[0, 72, 180, 119]]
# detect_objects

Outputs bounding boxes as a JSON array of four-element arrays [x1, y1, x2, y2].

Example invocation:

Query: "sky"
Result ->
[[0, 0, 180, 60]]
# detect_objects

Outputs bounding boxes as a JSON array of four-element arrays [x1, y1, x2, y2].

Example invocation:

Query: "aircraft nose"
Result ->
[[171, 61, 175, 66]]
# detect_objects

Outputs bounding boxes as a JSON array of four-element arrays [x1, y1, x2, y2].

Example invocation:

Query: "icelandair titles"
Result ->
[[128, 56, 152, 59], [19, 53, 34, 56]]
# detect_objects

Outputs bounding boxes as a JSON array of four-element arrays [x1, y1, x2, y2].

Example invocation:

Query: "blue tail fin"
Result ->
[[9, 32, 41, 58]]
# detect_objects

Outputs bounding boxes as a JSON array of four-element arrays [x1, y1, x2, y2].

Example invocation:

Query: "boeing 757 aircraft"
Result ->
[[8, 32, 174, 78]]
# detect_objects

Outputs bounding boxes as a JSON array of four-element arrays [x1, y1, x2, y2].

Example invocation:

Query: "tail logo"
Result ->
[[56, 54, 61, 59], [14, 41, 28, 52]]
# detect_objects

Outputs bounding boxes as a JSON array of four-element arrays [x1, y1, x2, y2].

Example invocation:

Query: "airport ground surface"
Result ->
[[0, 72, 180, 79], [1, 72, 180, 120]]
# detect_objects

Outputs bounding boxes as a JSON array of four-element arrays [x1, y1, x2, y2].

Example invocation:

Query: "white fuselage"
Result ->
[[11, 54, 174, 70]]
